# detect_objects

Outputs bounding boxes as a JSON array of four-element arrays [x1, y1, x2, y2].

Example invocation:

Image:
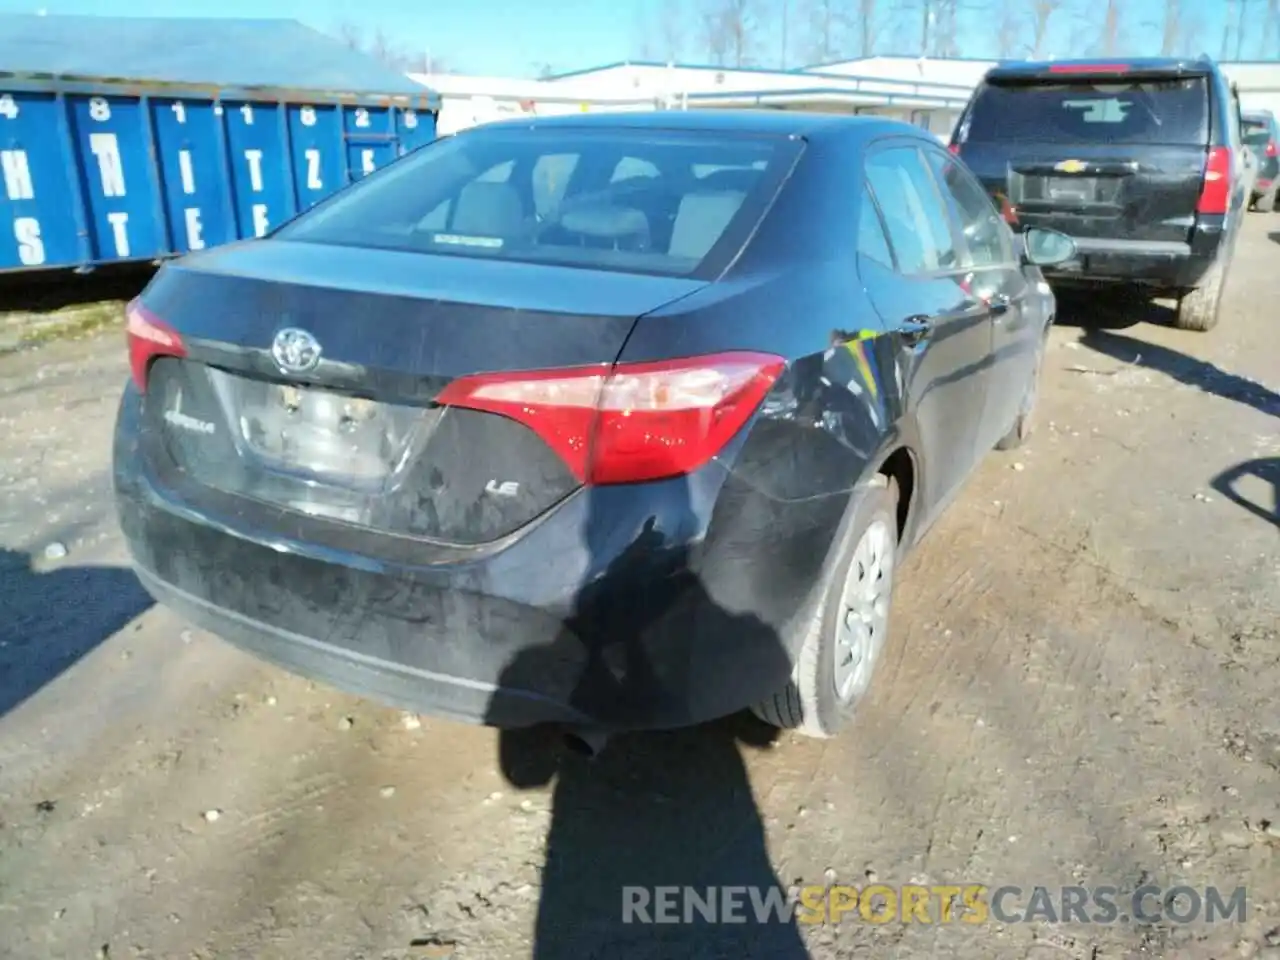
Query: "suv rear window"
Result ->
[[275, 127, 802, 278], [964, 77, 1209, 146]]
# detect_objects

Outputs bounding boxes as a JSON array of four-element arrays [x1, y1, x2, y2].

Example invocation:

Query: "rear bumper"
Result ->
[[113, 385, 838, 732], [1039, 221, 1228, 291]]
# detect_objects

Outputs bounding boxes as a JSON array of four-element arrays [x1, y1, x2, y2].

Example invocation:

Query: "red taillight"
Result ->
[[947, 143, 960, 155], [1267, 140, 1277, 158], [1197, 146, 1232, 215], [125, 299, 185, 391], [435, 351, 786, 485], [1047, 62, 1131, 74]]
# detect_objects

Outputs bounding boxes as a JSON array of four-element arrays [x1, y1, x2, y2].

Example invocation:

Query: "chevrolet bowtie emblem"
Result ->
[[1054, 159, 1088, 174]]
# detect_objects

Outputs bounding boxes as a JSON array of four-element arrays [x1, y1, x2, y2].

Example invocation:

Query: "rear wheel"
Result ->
[[752, 477, 899, 739], [1174, 257, 1228, 332]]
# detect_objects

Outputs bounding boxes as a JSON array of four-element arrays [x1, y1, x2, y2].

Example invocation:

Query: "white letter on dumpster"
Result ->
[[244, 149, 264, 192], [89, 133, 126, 197], [178, 150, 196, 195], [14, 217, 44, 265], [305, 148, 322, 190], [184, 207, 204, 250], [251, 203, 270, 237], [1, 149, 34, 200], [106, 211, 130, 256]]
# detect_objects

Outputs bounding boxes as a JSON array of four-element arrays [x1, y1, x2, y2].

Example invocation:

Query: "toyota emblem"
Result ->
[[271, 327, 322, 374]]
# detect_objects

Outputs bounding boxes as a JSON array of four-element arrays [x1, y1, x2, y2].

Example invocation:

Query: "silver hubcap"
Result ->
[[834, 519, 895, 703]]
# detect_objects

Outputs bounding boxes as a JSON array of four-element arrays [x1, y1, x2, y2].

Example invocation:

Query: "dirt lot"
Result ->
[[0, 220, 1277, 960]]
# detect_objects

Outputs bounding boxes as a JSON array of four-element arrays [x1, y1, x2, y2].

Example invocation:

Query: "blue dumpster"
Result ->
[[0, 15, 438, 274]]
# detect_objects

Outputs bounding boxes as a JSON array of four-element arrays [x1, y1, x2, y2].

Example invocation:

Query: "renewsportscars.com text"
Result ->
[[621, 884, 1248, 926]]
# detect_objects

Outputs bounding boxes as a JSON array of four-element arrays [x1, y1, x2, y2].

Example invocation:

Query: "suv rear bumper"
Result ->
[[1038, 219, 1229, 292]]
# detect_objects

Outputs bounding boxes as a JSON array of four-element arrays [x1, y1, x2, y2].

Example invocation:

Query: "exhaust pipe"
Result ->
[[562, 727, 609, 759]]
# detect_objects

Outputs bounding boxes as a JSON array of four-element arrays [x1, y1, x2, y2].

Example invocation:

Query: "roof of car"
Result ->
[[985, 56, 1219, 80], [462, 108, 924, 141]]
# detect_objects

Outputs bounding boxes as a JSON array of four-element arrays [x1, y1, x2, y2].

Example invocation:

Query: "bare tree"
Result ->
[[1030, 0, 1067, 58], [633, 6, 657, 60], [636, 0, 687, 61], [335, 22, 364, 50], [1159, 0, 1183, 54], [1221, 0, 1238, 59], [805, 0, 848, 63], [857, 0, 882, 56], [1235, 0, 1252, 58], [332, 21, 423, 73], [993, 0, 1028, 57], [1097, 0, 1123, 54], [657, 0, 688, 62], [916, 0, 975, 58], [701, 0, 759, 67], [931, 0, 962, 57], [1266, 0, 1280, 58]]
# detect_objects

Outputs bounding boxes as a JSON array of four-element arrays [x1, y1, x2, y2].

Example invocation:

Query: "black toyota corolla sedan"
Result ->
[[113, 110, 1075, 748]]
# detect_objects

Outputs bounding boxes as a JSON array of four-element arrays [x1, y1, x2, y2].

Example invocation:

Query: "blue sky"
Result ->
[[0, 0, 1264, 78]]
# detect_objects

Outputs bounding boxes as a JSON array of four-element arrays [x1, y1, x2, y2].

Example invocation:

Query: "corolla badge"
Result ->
[[271, 327, 322, 374], [1054, 159, 1088, 174]]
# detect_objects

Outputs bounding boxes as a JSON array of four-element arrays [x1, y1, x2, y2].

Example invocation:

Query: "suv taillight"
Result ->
[[126, 299, 186, 392], [436, 352, 785, 485], [1267, 140, 1277, 158], [1197, 146, 1232, 215]]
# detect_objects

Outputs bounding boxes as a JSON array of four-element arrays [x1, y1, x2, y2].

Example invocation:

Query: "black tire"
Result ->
[[752, 476, 899, 739], [1174, 257, 1228, 332], [996, 332, 1046, 451]]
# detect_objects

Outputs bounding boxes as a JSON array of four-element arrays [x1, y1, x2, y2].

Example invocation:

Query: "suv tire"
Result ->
[[1175, 257, 1228, 332]]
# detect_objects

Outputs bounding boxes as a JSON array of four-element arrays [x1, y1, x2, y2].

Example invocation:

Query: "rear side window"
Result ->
[[864, 147, 958, 275], [964, 77, 1209, 146], [924, 149, 1012, 267], [275, 127, 802, 279]]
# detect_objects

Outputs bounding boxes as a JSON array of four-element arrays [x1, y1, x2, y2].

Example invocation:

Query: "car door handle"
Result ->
[[899, 316, 935, 345], [987, 294, 1012, 316]]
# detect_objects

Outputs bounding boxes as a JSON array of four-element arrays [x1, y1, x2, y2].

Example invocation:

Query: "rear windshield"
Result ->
[[1242, 117, 1274, 146], [275, 126, 802, 278], [964, 77, 1209, 146]]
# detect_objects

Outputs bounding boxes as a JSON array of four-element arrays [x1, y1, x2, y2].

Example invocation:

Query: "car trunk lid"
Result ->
[[134, 239, 707, 545]]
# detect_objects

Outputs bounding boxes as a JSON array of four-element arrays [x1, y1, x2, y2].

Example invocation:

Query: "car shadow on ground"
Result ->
[[481, 475, 814, 959], [490, 715, 809, 959], [1211, 458, 1280, 529], [0, 547, 153, 717], [0, 263, 155, 314], [1267, 231, 1280, 246], [1077, 328, 1280, 419], [1051, 289, 1174, 330]]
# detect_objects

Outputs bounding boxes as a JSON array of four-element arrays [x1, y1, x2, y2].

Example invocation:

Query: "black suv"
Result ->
[[950, 57, 1247, 331]]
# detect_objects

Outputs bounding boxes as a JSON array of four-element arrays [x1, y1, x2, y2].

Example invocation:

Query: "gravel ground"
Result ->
[[0, 219, 1277, 960]]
